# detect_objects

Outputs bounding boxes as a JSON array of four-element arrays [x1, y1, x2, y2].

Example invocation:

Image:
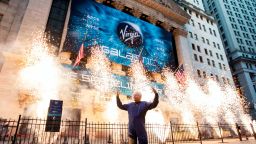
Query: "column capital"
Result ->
[[173, 28, 188, 37], [146, 16, 157, 24], [112, 1, 125, 10], [160, 22, 172, 31], [131, 8, 142, 18]]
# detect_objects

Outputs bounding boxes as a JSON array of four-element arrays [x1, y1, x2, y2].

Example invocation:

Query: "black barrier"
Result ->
[[0, 116, 256, 144]]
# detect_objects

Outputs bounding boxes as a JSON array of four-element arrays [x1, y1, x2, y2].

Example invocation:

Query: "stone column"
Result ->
[[0, 52, 24, 118], [173, 28, 193, 76], [14, 0, 53, 53]]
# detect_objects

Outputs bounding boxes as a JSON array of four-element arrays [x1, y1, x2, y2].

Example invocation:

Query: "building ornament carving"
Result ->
[[112, 1, 125, 10], [173, 28, 188, 37], [131, 8, 142, 18]]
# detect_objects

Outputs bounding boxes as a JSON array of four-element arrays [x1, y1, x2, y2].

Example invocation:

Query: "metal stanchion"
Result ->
[[196, 122, 202, 144], [12, 115, 21, 144]]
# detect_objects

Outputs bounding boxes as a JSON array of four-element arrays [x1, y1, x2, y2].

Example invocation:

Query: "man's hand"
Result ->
[[152, 87, 157, 94]]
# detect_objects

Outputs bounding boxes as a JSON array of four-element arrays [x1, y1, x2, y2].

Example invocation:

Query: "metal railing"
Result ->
[[0, 115, 256, 144]]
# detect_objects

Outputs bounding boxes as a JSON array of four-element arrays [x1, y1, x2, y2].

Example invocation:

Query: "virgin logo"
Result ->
[[117, 22, 143, 48], [120, 25, 140, 44]]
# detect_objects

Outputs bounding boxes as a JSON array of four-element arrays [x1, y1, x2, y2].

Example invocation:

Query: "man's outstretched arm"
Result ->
[[116, 91, 128, 111], [147, 87, 159, 110]]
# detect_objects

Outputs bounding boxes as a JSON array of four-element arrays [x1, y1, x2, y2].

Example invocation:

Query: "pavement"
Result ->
[[172, 137, 256, 144]]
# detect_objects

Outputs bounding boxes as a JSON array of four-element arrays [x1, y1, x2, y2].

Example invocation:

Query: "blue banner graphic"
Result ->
[[62, 64, 165, 96], [64, 0, 177, 72]]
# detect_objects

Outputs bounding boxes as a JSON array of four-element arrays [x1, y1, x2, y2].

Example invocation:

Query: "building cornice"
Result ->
[[177, 0, 215, 22], [135, 0, 190, 25], [96, 0, 190, 28], [230, 56, 256, 65], [233, 68, 256, 76], [229, 49, 256, 56]]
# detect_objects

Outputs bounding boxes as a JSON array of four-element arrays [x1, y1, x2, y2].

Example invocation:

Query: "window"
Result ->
[[216, 75, 219, 81], [234, 30, 241, 36], [209, 50, 212, 56], [216, 53, 219, 59], [219, 63, 222, 69], [209, 28, 212, 34], [206, 39, 210, 45], [197, 46, 201, 52], [191, 19, 195, 26], [207, 58, 211, 65], [194, 34, 198, 40], [217, 44, 220, 49], [213, 30, 216, 36], [192, 43, 195, 50], [246, 63, 249, 69], [219, 27, 223, 32], [202, 37, 205, 43], [189, 10, 192, 14], [197, 69, 201, 77], [198, 22, 202, 30], [220, 55, 223, 60], [205, 49, 208, 55], [189, 32, 193, 38], [203, 25, 206, 31], [213, 42, 216, 48], [240, 26, 247, 32], [223, 64, 226, 70], [199, 56, 203, 63], [223, 0, 228, 4], [229, 17, 235, 22], [252, 35, 256, 40], [212, 60, 215, 67], [232, 23, 238, 29], [194, 54, 198, 61], [222, 33, 226, 39], [203, 71, 206, 78], [222, 77, 226, 84]]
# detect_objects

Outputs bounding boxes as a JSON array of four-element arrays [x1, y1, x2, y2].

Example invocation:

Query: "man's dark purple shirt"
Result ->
[[116, 93, 159, 141]]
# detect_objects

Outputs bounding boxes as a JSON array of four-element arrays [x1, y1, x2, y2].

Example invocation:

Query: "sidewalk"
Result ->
[[202, 139, 256, 144], [174, 137, 256, 144]]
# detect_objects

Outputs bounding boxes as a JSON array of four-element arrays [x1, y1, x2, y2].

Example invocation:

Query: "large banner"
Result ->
[[63, 64, 165, 96], [64, 0, 177, 72]]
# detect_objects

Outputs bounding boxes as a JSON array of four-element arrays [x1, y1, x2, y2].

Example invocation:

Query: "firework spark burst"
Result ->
[[15, 35, 254, 142], [17, 35, 64, 118]]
